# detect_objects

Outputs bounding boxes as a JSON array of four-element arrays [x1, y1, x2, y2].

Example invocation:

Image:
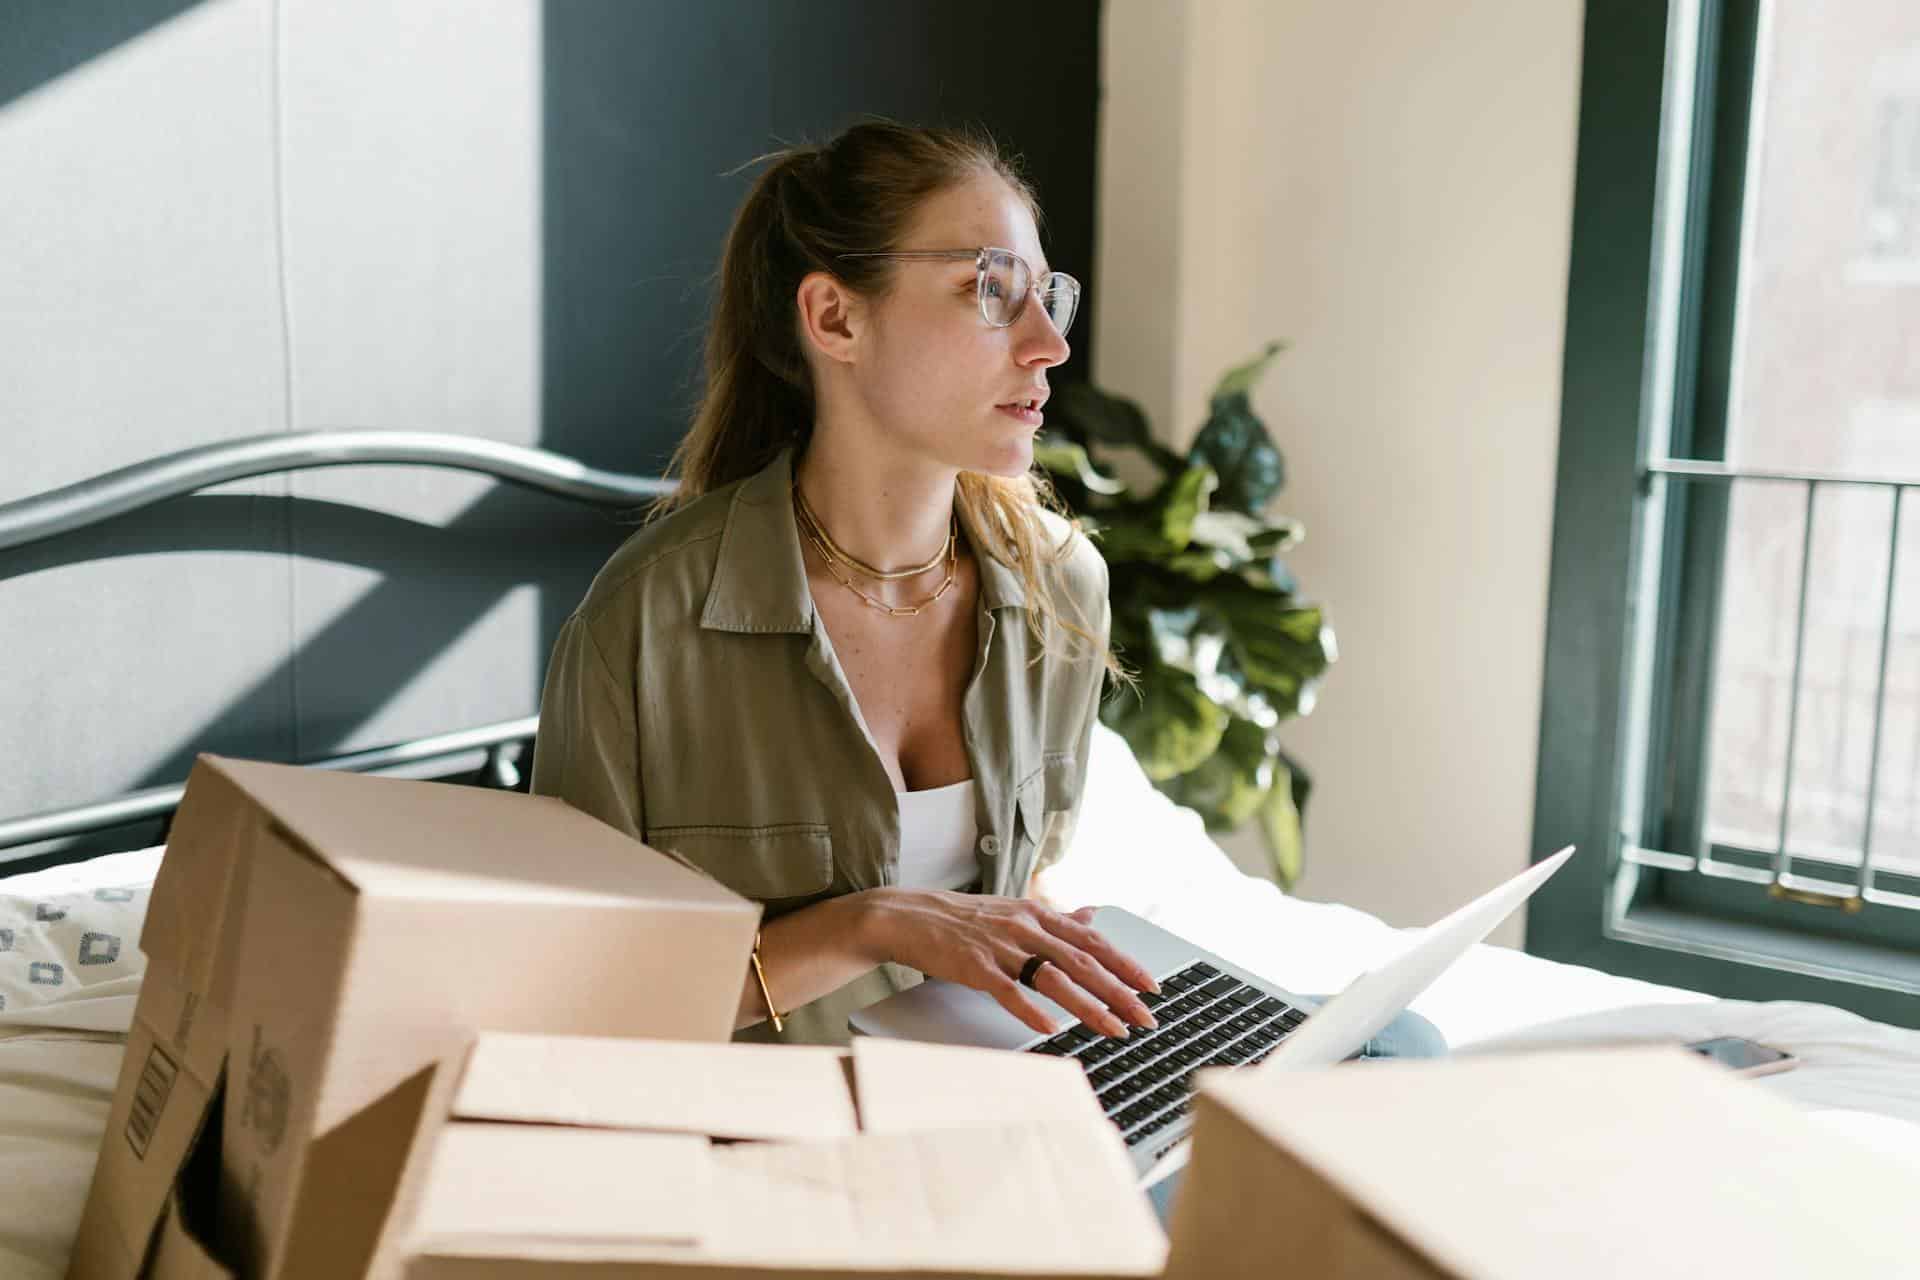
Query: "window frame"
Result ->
[[1526, 0, 1920, 1029]]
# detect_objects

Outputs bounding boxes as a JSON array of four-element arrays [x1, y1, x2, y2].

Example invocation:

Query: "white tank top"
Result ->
[[895, 779, 980, 890]]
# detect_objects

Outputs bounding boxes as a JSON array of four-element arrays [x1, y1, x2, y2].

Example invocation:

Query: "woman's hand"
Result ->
[[856, 888, 1161, 1039]]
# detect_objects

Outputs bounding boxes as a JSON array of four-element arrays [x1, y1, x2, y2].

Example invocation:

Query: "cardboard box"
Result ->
[[69, 758, 268, 1280], [388, 1032, 1170, 1279], [1162, 1046, 1920, 1279], [67, 755, 758, 1280], [144, 1073, 230, 1280]]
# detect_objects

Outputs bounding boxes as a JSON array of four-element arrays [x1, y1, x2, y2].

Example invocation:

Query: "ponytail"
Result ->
[[660, 117, 1113, 672]]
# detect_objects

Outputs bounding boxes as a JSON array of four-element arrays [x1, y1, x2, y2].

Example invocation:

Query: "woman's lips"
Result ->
[[995, 403, 1043, 426]]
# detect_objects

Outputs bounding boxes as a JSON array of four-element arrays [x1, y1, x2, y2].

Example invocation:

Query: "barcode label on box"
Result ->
[[125, 1043, 179, 1159]]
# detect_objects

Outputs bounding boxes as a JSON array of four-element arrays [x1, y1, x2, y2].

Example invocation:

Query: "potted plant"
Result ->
[[1035, 341, 1335, 888]]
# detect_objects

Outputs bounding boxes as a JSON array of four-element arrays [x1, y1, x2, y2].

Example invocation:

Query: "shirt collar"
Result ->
[[699, 446, 1029, 633], [954, 491, 1029, 613], [700, 447, 813, 634]]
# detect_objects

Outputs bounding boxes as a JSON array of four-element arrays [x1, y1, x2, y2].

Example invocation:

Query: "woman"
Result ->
[[530, 118, 1149, 1047], [530, 118, 1445, 1066]]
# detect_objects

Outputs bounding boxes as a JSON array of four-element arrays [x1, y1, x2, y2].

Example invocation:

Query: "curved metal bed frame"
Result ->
[[0, 431, 674, 553], [0, 431, 676, 863]]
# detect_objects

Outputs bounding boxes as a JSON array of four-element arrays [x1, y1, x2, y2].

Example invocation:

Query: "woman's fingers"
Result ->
[[1036, 910, 1162, 1000], [1028, 960, 1135, 1039], [974, 961, 1067, 1038], [995, 922, 1157, 1037], [1028, 938, 1157, 1032], [873, 891, 1162, 1040]]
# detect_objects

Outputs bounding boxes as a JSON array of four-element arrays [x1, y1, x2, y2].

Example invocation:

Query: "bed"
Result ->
[[4, 436, 1918, 1280]]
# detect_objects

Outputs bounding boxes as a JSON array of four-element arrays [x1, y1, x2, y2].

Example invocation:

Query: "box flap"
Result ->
[[140, 756, 259, 1001], [147, 1187, 237, 1280], [851, 1036, 1112, 1135], [709, 1122, 1166, 1275], [201, 756, 744, 911], [452, 1033, 859, 1141], [1202, 1046, 1920, 1278], [410, 1123, 710, 1253]]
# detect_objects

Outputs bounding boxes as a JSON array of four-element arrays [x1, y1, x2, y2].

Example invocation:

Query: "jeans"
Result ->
[[1349, 1003, 1450, 1060], [1142, 1001, 1447, 1227]]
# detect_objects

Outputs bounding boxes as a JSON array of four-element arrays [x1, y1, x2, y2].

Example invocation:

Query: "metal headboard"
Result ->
[[0, 430, 676, 868]]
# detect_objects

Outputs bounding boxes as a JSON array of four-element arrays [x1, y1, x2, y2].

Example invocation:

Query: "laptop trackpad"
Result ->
[[850, 975, 1064, 1049]]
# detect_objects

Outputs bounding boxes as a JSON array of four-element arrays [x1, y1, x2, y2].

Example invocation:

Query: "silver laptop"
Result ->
[[850, 845, 1575, 1179]]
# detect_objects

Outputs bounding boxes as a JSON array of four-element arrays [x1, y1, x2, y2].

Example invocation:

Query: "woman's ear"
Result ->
[[795, 270, 863, 366]]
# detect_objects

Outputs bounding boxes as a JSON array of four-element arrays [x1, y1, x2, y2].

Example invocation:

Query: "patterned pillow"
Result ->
[[0, 881, 149, 1028]]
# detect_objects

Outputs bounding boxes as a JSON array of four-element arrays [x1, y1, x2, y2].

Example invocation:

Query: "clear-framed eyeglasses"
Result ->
[[835, 246, 1081, 337]]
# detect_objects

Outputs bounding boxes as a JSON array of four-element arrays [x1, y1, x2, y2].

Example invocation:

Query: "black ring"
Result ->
[[1018, 954, 1049, 990]]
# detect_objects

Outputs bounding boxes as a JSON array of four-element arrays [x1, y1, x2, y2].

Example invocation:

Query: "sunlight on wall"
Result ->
[[1098, 0, 1584, 946]]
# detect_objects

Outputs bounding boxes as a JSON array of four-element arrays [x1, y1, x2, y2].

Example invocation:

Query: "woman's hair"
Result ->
[[660, 116, 1113, 671]]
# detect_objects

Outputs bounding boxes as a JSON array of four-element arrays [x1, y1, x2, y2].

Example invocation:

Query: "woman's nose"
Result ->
[[1017, 301, 1071, 367]]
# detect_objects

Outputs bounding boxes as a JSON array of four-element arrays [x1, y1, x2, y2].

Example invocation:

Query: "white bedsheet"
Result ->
[[1037, 725, 1920, 1124], [1, 846, 164, 1280], [1035, 724, 1715, 1049], [0, 1035, 122, 1280]]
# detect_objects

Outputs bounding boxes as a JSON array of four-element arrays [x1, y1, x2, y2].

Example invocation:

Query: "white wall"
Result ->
[[1094, 0, 1585, 946], [0, 0, 546, 830]]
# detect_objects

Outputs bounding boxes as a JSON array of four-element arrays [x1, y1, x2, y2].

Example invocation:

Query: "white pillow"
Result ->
[[0, 853, 157, 1036], [0, 849, 161, 1277], [0, 1034, 124, 1280]]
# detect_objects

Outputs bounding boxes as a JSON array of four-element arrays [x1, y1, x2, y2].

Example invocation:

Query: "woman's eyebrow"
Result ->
[[993, 247, 1054, 277]]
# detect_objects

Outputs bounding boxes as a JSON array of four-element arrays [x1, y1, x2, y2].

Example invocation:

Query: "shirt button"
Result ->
[[978, 834, 1002, 857]]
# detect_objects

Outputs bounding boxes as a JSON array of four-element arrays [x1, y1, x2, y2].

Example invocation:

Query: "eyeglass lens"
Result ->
[[982, 250, 1078, 336]]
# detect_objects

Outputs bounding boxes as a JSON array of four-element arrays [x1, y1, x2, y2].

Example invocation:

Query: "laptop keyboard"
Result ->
[[1026, 961, 1307, 1148]]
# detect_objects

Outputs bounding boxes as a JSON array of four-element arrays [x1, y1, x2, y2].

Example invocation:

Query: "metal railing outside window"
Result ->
[[1624, 463, 1920, 918], [1585, 0, 1920, 1005]]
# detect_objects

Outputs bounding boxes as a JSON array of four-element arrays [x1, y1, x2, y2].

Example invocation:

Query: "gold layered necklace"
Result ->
[[793, 484, 958, 618]]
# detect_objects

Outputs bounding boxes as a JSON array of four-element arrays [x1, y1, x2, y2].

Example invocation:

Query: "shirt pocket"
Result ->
[[1012, 753, 1081, 891], [1041, 749, 1080, 813], [644, 822, 836, 903], [1010, 770, 1048, 882], [1014, 771, 1046, 848], [1016, 750, 1079, 832]]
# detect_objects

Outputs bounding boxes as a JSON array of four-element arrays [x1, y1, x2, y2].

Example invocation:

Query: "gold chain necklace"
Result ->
[[793, 488, 958, 618], [793, 482, 953, 580]]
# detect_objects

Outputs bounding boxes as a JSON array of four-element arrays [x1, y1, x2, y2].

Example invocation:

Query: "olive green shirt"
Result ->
[[529, 446, 1111, 1046]]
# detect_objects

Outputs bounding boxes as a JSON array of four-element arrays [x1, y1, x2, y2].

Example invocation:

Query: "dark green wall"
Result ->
[[0, 0, 1103, 869]]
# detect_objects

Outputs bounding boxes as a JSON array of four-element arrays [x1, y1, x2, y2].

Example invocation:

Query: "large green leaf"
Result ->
[[1188, 341, 1291, 515], [1246, 521, 1303, 555], [1032, 433, 1126, 496], [1047, 382, 1186, 475], [1187, 509, 1264, 564], [1240, 521, 1304, 594], [1258, 748, 1310, 888], [1090, 463, 1217, 563], [1159, 716, 1271, 830], [1099, 666, 1228, 781], [1156, 719, 1312, 889], [1189, 395, 1287, 516], [1210, 584, 1334, 716], [1208, 339, 1288, 403], [1155, 464, 1215, 549], [1138, 599, 1280, 728]]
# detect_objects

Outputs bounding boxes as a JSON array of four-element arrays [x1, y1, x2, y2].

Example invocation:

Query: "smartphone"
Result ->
[[1684, 1036, 1798, 1077]]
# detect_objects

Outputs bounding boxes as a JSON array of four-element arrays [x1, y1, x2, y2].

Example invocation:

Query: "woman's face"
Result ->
[[842, 173, 1072, 479]]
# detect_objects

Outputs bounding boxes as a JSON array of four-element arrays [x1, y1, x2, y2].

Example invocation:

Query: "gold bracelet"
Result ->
[[749, 928, 786, 1033]]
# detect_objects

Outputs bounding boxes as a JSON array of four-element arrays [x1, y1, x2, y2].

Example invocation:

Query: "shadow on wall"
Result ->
[[1, 0, 206, 109], [2, 0, 1098, 870], [532, 0, 1103, 645]]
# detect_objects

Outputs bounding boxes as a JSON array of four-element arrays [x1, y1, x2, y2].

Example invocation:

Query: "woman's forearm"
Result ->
[[731, 886, 1159, 1040], [733, 889, 888, 1031]]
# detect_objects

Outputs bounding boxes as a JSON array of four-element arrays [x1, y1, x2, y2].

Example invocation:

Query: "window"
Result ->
[[1530, 0, 1920, 1029]]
